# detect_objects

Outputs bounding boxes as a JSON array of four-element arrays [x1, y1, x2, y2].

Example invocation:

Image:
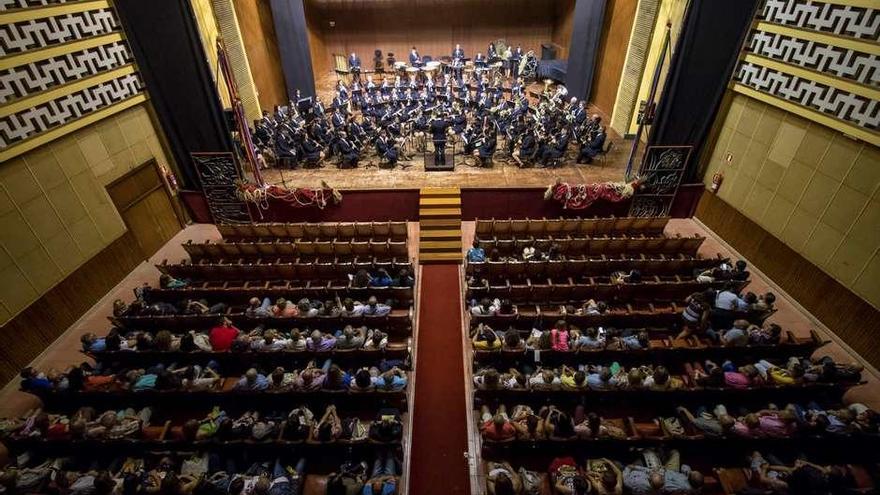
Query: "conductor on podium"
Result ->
[[429, 110, 451, 167]]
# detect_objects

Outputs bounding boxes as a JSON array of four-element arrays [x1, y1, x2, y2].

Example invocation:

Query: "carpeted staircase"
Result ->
[[418, 187, 462, 263]]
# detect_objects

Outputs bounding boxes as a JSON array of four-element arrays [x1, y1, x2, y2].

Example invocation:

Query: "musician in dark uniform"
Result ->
[[487, 42, 498, 63], [429, 110, 451, 166], [510, 44, 523, 78], [336, 130, 359, 169], [376, 130, 399, 168], [348, 52, 362, 80], [453, 43, 465, 61], [474, 52, 487, 68], [409, 46, 422, 67], [476, 128, 497, 168], [577, 125, 606, 164], [541, 128, 569, 168]]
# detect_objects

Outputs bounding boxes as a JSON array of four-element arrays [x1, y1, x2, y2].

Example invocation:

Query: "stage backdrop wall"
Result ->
[[303, 0, 559, 76]]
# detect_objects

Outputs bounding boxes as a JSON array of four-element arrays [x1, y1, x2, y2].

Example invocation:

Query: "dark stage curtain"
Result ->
[[269, 0, 316, 99], [648, 0, 759, 181], [565, 0, 607, 102], [115, 0, 232, 189]]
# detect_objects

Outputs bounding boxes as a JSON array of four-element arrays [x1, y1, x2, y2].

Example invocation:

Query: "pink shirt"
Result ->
[[551, 329, 570, 352], [724, 371, 750, 389], [758, 415, 792, 438]]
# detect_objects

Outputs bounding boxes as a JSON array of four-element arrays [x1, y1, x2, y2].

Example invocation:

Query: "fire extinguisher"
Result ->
[[161, 165, 179, 193], [711, 171, 724, 193]]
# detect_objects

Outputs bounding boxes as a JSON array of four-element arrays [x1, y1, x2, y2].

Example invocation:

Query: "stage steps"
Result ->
[[419, 187, 462, 264]]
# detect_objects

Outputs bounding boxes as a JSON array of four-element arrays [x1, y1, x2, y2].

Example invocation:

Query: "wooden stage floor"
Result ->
[[260, 71, 632, 190]]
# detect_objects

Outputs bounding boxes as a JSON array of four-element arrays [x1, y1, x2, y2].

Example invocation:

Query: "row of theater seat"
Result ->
[[218, 221, 409, 240], [475, 216, 670, 236]]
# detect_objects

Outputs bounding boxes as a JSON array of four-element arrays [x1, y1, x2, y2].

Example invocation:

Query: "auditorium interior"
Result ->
[[1, 0, 879, 494]]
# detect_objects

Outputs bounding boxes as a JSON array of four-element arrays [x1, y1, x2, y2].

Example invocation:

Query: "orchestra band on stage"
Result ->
[[249, 43, 609, 171]]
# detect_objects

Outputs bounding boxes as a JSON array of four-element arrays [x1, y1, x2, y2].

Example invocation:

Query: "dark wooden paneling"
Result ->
[[0, 233, 144, 385], [234, 0, 288, 110], [696, 191, 880, 368], [306, 0, 556, 73], [551, 0, 575, 59], [590, 0, 637, 115]]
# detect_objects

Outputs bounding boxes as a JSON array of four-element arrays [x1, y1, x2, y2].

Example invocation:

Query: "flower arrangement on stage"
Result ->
[[544, 178, 639, 210], [235, 180, 343, 210]]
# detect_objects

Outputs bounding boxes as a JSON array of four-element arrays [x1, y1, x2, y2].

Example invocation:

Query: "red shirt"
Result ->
[[209, 325, 239, 351], [481, 420, 516, 441]]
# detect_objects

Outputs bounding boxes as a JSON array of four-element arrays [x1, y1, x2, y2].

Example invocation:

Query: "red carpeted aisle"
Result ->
[[409, 264, 471, 494]]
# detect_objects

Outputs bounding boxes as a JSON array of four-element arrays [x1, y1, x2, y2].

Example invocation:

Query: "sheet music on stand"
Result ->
[[192, 152, 252, 224]]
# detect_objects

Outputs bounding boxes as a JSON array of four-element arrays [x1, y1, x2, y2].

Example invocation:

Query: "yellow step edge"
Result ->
[[420, 208, 461, 218], [419, 197, 462, 206], [419, 229, 462, 240], [419, 219, 462, 228], [419, 252, 463, 262], [420, 187, 460, 195]]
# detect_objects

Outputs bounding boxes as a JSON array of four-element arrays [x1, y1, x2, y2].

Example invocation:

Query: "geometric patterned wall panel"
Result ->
[[0, 72, 143, 147], [736, 61, 879, 130], [0, 0, 78, 10], [746, 30, 879, 87], [758, 0, 880, 40], [0, 0, 146, 156], [732, 0, 880, 144], [0, 40, 133, 103], [0, 8, 120, 56]]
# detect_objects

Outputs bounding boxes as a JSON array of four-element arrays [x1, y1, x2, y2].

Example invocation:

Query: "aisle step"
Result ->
[[420, 219, 461, 229], [419, 229, 461, 240], [419, 251, 465, 262], [418, 187, 462, 264], [419, 196, 462, 208], [419, 187, 460, 198], [419, 208, 461, 219], [420, 240, 462, 252]]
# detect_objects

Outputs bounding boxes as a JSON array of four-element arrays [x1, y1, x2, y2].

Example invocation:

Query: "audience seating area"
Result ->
[[0, 222, 415, 494], [467, 217, 878, 494]]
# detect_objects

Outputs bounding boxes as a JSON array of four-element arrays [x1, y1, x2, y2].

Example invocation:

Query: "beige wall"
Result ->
[[190, 0, 233, 109], [626, 0, 687, 135], [703, 93, 880, 309], [0, 104, 172, 324]]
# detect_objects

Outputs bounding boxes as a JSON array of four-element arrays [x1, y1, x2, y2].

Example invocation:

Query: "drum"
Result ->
[[426, 61, 441, 69], [405, 67, 420, 74]]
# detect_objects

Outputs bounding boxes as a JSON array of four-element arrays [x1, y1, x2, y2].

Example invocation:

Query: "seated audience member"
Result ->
[[268, 366, 298, 390], [392, 268, 415, 288], [714, 282, 749, 312], [502, 328, 525, 351], [363, 329, 388, 350], [235, 368, 269, 391], [297, 360, 329, 391], [354, 296, 392, 316], [573, 410, 626, 440], [611, 269, 641, 284], [585, 458, 622, 495], [608, 329, 648, 350], [575, 299, 607, 316], [473, 324, 502, 350], [529, 368, 560, 390], [272, 298, 299, 318], [573, 327, 605, 350], [352, 269, 373, 288], [549, 457, 590, 495], [752, 292, 777, 313], [747, 322, 782, 345], [708, 319, 750, 347], [369, 408, 403, 443], [560, 365, 587, 391], [644, 366, 684, 391], [336, 325, 368, 350], [471, 298, 500, 316], [473, 367, 502, 390], [509, 404, 545, 440], [486, 461, 523, 495], [376, 367, 407, 392], [480, 405, 517, 442], [209, 318, 240, 351], [363, 451, 400, 495], [675, 405, 731, 438], [497, 298, 517, 315], [624, 449, 703, 494], [370, 269, 394, 287], [159, 274, 188, 289], [467, 240, 486, 263], [80, 333, 107, 352], [312, 405, 343, 442], [306, 330, 337, 351]]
